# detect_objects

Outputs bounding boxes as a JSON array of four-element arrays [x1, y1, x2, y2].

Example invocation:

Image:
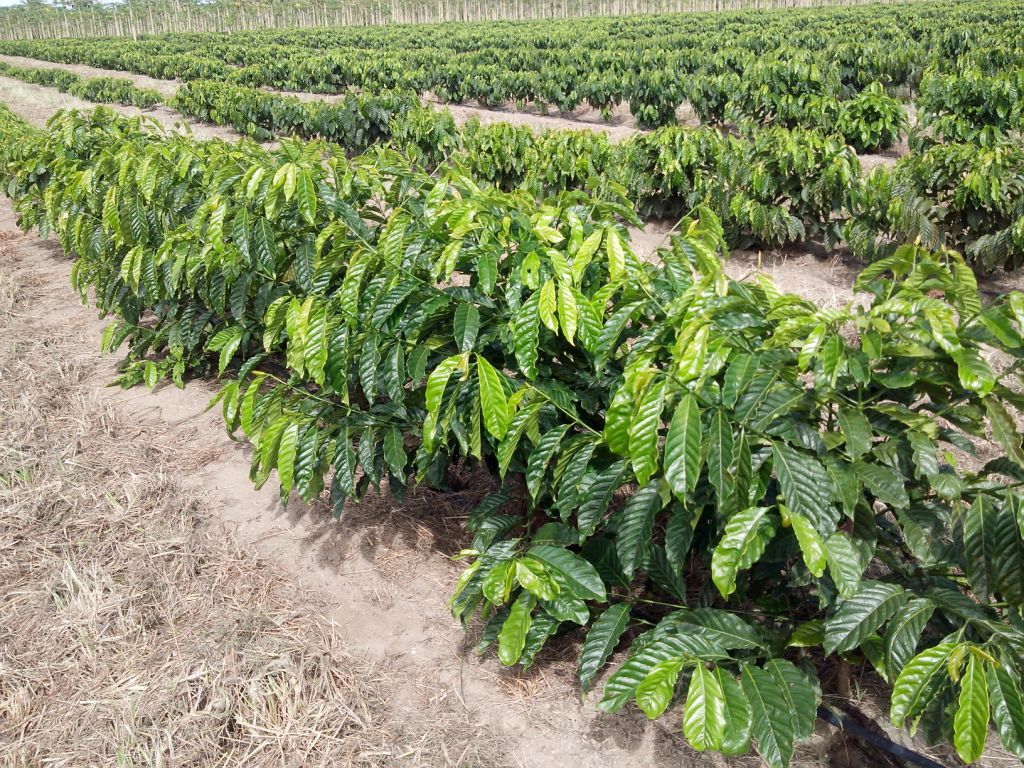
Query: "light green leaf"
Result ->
[[476, 354, 510, 441], [891, 642, 957, 728], [683, 663, 726, 750], [953, 654, 990, 764], [628, 380, 665, 486], [528, 544, 606, 602], [539, 278, 558, 333], [712, 507, 778, 598], [636, 657, 685, 719], [557, 281, 578, 344], [787, 507, 826, 578], [497, 591, 536, 666]]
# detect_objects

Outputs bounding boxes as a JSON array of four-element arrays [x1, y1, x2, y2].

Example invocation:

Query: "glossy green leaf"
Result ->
[[579, 603, 630, 694]]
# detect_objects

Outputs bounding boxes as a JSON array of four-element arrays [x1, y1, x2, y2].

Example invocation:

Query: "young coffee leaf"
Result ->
[[497, 591, 536, 666], [579, 603, 630, 694], [558, 281, 578, 343], [823, 580, 907, 655], [628, 380, 665, 486], [711, 506, 777, 598], [891, 642, 958, 728], [539, 278, 558, 333], [636, 657, 685, 719], [953, 654, 990, 764], [787, 507, 826, 578], [476, 354, 510, 441], [683, 663, 726, 750]]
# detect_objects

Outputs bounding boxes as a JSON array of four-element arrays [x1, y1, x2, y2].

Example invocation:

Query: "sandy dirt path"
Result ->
[[0, 73, 242, 141]]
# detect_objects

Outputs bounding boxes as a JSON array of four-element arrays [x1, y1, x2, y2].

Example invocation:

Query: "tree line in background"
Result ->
[[1, 0, 925, 41]]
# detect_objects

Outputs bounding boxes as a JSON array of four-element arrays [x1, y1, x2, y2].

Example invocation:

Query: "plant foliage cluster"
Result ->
[[0, 61, 162, 109], [1, 0, 1021, 130], [172, 80, 861, 250], [2, 103, 1024, 767]]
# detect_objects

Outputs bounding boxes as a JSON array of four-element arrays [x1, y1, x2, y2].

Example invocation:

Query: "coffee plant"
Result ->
[[2, 104, 1024, 767], [6, 0, 1021, 128], [847, 139, 1024, 272], [834, 82, 907, 154], [0, 61, 161, 108]]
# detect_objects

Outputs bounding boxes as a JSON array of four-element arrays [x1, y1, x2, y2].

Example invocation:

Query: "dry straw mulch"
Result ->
[[0, 240, 506, 767]]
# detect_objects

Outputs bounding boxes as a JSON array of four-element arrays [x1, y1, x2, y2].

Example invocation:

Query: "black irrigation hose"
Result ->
[[818, 705, 951, 768]]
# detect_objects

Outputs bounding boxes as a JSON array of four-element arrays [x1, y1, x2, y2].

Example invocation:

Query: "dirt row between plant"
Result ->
[[0, 72, 241, 141], [0, 51, 904, 167]]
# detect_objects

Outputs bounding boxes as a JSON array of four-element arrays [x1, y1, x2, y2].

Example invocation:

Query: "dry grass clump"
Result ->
[[0, 242, 507, 767]]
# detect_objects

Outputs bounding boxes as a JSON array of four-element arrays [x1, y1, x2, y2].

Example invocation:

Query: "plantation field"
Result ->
[[1, 1, 1024, 767]]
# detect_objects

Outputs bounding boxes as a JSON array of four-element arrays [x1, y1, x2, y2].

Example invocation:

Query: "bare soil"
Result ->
[[0, 52, 180, 99], [0, 72, 242, 142]]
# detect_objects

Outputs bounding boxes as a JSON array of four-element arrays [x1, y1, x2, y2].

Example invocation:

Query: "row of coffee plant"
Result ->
[[2, 0, 1021, 128], [170, 80, 1024, 272], [2, 103, 1024, 766], [0, 61, 161, 108]]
